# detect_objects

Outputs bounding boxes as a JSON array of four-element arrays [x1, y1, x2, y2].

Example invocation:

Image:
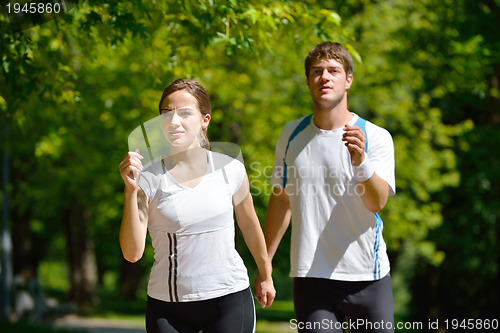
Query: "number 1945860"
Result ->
[[444, 318, 498, 330], [6, 2, 62, 14]]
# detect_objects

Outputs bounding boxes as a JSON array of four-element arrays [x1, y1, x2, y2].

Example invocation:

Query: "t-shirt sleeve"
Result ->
[[137, 160, 163, 201], [227, 158, 246, 195], [366, 123, 396, 196]]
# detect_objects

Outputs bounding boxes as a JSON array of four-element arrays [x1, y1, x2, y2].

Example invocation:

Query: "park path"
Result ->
[[53, 314, 146, 333]]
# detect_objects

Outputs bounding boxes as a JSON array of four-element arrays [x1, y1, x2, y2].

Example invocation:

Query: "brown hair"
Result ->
[[159, 79, 212, 149], [304, 42, 353, 78]]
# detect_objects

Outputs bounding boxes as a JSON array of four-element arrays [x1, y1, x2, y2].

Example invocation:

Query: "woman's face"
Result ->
[[160, 90, 210, 149]]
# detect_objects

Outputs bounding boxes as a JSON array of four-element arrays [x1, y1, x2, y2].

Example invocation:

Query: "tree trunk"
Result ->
[[63, 205, 97, 311], [117, 258, 144, 299], [12, 213, 35, 277]]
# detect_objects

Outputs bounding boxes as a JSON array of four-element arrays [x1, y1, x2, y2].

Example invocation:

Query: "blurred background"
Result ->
[[1, 0, 499, 332]]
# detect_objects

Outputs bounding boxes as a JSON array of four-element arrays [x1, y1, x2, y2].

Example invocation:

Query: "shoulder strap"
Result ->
[[353, 116, 368, 152], [208, 150, 229, 185], [282, 114, 313, 187]]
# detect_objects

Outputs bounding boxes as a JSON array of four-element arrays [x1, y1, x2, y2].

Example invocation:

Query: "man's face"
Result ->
[[306, 58, 353, 108]]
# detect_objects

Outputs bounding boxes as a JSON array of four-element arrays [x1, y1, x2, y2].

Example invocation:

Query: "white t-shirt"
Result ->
[[138, 150, 250, 302], [271, 113, 396, 281]]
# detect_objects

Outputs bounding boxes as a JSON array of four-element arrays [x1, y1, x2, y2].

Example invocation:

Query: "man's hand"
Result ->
[[342, 124, 366, 165], [254, 272, 276, 308]]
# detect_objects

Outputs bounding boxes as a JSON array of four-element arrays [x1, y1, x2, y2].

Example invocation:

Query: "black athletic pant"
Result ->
[[293, 275, 394, 333], [146, 287, 255, 333]]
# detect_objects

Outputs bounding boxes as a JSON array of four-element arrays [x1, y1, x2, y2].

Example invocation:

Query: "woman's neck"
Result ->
[[163, 146, 209, 188], [165, 145, 207, 168]]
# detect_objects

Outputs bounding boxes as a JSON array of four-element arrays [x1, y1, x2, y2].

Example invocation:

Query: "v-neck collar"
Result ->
[[162, 150, 212, 191]]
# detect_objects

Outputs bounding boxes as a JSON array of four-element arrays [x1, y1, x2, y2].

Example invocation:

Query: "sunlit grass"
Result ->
[[256, 300, 295, 322], [88, 314, 145, 327], [0, 319, 294, 333], [91, 299, 296, 332], [86, 315, 296, 333], [257, 320, 296, 333], [88, 298, 296, 332], [2, 287, 296, 333]]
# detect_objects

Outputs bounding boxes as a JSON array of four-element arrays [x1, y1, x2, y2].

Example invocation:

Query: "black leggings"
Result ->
[[293, 275, 394, 333], [146, 288, 255, 333]]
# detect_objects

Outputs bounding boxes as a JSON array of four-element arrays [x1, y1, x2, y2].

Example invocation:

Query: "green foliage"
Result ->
[[1, 0, 350, 304], [38, 261, 70, 291], [405, 0, 500, 319], [332, 0, 499, 320]]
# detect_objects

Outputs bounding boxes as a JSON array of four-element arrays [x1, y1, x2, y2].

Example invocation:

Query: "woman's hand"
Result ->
[[254, 271, 276, 308], [118, 149, 143, 191]]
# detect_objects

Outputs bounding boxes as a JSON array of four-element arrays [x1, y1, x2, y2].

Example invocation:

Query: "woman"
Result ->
[[118, 79, 275, 333]]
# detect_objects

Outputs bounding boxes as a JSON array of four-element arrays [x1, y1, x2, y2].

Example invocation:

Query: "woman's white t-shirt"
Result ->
[[138, 150, 249, 302]]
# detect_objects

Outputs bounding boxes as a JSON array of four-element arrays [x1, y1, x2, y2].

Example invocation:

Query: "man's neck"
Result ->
[[312, 102, 353, 130]]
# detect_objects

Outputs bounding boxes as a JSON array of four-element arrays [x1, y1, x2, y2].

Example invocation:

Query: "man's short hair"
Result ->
[[305, 42, 353, 78]]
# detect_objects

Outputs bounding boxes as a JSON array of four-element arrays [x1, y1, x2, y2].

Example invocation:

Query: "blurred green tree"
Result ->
[[1, 0, 352, 308]]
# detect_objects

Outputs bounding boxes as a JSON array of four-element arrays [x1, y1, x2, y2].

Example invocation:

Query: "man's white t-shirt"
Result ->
[[138, 150, 250, 302], [271, 113, 396, 281]]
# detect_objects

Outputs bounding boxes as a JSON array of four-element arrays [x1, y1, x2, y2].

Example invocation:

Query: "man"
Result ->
[[264, 42, 396, 332]]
